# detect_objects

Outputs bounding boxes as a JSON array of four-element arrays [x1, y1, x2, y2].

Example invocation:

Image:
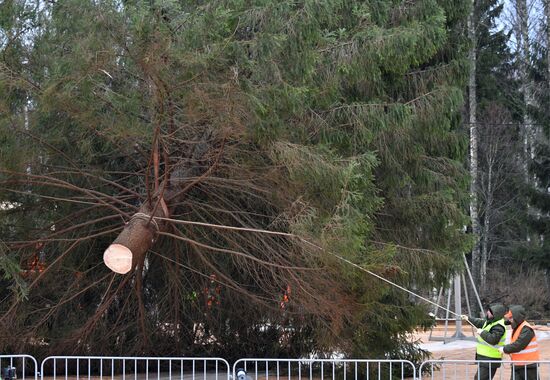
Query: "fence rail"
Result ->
[[0, 355, 38, 380], [232, 358, 416, 380], [419, 359, 550, 380], [6, 355, 550, 380], [39, 357, 230, 380]]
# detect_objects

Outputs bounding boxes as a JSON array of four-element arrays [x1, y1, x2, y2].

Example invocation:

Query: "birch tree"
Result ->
[[546, 0, 550, 83], [468, 0, 482, 297], [514, 0, 537, 180]]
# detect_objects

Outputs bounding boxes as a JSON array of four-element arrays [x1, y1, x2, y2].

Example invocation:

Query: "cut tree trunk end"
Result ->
[[104, 203, 165, 274]]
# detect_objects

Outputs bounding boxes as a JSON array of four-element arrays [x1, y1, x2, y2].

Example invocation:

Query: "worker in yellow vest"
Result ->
[[461, 303, 507, 380], [499, 305, 540, 380]]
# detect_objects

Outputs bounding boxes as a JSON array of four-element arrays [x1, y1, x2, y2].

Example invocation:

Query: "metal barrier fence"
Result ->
[[419, 359, 550, 380], [0, 355, 38, 380], [232, 359, 416, 380], [40, 357, 230, 380], [8, 355, 550, 380]]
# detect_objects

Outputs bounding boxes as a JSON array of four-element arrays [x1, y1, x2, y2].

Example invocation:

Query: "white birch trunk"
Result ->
[[516, 0, 534, 179], [545, 0, 550, 290], [546, 0, 550, 88], [480, 155, 493, 294], [468, 1, 481, 300]]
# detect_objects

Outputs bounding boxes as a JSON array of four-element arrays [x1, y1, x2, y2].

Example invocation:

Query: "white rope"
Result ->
[[153, 216, 294, 237], [131, 212, 160, 240], [151, 215, 476, 326], [132, 212, 159, 229]]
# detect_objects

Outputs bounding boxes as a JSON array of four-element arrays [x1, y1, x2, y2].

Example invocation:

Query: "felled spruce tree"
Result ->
[[0, 0, 469, 359]]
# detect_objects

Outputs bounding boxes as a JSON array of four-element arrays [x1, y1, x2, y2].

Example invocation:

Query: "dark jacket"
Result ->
[[502, 305, 536, 357], [470, 303, 507, 361]]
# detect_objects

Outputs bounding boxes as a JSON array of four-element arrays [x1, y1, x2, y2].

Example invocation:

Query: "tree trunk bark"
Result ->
[[106, 200, 167, 273], [546, 0, 550, 89], [517, 0, 534, 181], [481, 159, 493, 294], [105, 128, 217, 274], [468, 0, 481, 311]]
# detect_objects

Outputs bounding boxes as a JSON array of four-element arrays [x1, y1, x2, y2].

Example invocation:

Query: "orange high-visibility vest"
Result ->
[[510, 321, 540, 365]]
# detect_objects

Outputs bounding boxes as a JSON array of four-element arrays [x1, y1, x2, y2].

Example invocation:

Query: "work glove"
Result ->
[[476, 329, 483, 336], [461, 315, 469, 321]]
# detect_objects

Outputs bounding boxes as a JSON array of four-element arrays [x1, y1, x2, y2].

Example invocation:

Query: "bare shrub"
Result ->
[[484, 266, 550, 319]]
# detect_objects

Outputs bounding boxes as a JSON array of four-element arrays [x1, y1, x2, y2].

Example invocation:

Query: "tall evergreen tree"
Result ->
[[1, 0, 470, 358]]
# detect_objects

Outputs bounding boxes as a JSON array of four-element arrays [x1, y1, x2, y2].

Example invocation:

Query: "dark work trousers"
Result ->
[[511, 364, 539, 380], [474, 362, 499, 380]]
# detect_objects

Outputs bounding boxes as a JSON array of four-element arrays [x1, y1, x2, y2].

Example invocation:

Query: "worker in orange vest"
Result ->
[[499, 305, 540, 380]]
